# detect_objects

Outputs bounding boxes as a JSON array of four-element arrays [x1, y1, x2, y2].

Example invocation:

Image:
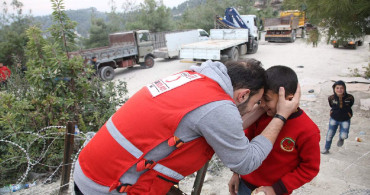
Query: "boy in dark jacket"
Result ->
[[321, 80, 354, 154]]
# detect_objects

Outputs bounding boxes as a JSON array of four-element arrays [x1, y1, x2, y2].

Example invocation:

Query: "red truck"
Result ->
[[70, 30, 155, 81]]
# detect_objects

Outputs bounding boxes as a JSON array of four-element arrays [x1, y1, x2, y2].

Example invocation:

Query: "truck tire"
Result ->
[[141, 56, 155, 69], [228, 47, 239, 61], [248, 39, 258, 54], [100, 66, 115, 81]]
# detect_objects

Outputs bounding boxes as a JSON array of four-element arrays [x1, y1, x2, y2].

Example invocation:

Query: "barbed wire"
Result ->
[[0, 125, 95, 194]]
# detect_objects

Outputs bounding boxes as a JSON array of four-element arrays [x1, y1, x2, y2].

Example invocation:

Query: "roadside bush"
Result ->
[[348, 63, 370, 79], [0, 0, 127, 186]]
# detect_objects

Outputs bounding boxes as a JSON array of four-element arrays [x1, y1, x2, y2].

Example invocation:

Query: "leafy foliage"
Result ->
[[0, 0, 127, 185], [177, 0, 273, 32], [0, 0, 31, 66], [83, 18, 110, 48], [125, 0, 174, 32], [32, 7, 108, 38], [283, 0, 370, 42]]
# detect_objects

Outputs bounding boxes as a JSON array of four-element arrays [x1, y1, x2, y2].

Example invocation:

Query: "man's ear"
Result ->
[[237, 89, 251, 103], [286, 94, 294, 101]]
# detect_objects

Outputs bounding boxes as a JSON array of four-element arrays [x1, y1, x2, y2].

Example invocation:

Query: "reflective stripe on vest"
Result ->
[[106, 117, 185, 181], [106, 117, 143, 158]]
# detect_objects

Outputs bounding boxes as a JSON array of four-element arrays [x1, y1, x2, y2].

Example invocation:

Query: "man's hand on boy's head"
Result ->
[[276, 84, 301, 119]]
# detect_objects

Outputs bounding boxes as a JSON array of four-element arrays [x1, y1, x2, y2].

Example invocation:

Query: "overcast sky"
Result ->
[[5, 0, 188, 16]]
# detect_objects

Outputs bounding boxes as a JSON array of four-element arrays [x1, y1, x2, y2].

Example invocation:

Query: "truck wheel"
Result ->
[[100, 66, 115, 81], [141, 56, 155, 68], [228, 47, 239, 61], [248, 39, 258, 54], [333, 44, 339, 48]]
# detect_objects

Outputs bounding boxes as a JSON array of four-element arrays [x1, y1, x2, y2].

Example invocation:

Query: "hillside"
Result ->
[[32, 7, 107, 37], [30, 0, 283, 38]]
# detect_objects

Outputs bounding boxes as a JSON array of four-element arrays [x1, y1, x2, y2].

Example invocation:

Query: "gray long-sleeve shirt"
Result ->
[[74, 60, 272, 194]]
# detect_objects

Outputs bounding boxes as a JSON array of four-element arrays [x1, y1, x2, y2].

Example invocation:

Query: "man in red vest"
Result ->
[[0, 62, 11, 89], [73, 59, 300, 195]]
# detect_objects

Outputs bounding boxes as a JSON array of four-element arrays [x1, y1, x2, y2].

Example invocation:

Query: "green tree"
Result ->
[[0, 0, 31, 66], [83, 17, 110, 48], [0, 0, 127, 185], [283, 0, 370, 42], [178, 0, 231, 32], [177, 0, 265, 32], [126, 0, 173, 32], [106, 0, 130, 32]]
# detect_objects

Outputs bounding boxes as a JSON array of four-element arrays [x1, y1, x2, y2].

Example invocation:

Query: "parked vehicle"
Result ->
[[264, 10, 306, 43], [280, 10, 306, 38], [264, 14, 299, 43], [180, 29, 251, 61], [153, 29, 209, 59], [215, 7, 259, 54], [331, 37, 364, 49], [70, 30, 155, 81]]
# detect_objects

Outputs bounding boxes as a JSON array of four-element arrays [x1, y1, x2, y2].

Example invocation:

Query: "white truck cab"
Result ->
[[197, 29, 210, 41], [240, 15, 259, 39]]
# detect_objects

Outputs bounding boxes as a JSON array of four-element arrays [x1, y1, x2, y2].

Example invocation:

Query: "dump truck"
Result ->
[[264, 10, 305, 42], [180, 29, 251, 61], [280, 10, 306, 38], [70, 30, 155, 81], [153, 29, 209, 59]]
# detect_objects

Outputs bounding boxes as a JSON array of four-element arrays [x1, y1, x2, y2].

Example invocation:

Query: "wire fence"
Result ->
[[0, 122, 224, 195], [0, 123, 95, 194]]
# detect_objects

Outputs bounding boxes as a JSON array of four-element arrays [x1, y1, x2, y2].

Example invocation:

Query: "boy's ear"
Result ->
[[286, 94, 294, 101]]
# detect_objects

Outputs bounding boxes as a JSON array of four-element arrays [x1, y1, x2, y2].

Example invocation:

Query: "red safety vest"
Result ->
[[78, 71, 233, 194]]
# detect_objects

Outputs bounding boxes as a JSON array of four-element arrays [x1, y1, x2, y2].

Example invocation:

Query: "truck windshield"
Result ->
[[138, 32, 150, 43]]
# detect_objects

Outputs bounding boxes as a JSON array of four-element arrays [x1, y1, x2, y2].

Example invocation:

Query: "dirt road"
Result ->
[[115, 36, 370, 195]]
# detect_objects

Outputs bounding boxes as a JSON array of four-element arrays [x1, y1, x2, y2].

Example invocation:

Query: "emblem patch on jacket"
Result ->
[[147, 71, 201, 97], [280, 137, 295, 152]]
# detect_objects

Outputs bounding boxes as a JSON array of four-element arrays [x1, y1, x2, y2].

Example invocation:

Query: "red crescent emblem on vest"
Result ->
[[280, 137, 295, 152], [165, 75, 181, 82]]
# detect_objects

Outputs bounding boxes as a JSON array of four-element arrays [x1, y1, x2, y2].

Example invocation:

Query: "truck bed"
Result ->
[[180, 29, 249, 60], [181, 40, 247, 60], [265, 25, 293, 31], [264, 16, 299, 30], [70, 45, 138, 64]]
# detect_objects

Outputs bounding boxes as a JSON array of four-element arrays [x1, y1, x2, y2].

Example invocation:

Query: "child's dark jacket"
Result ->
[[328, 80, 354, 121]]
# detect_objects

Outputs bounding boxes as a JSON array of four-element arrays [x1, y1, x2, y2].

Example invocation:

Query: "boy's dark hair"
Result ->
[[225, 58, 266, 97], [265, 65, 298, 96]]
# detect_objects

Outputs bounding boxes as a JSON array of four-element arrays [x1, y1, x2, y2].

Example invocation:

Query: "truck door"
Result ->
[[136, 31, 154, 60]]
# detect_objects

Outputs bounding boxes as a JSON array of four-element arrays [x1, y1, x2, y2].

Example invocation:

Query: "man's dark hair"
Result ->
[[225, 58, 266, 97], [265, 65, 298, 96]]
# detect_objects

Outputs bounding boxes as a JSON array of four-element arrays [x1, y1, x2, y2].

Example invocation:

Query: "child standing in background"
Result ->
[[321, 80, 354, 154]]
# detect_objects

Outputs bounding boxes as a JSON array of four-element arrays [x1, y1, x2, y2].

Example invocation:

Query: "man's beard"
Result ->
[[237, 95, 251, 116]]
